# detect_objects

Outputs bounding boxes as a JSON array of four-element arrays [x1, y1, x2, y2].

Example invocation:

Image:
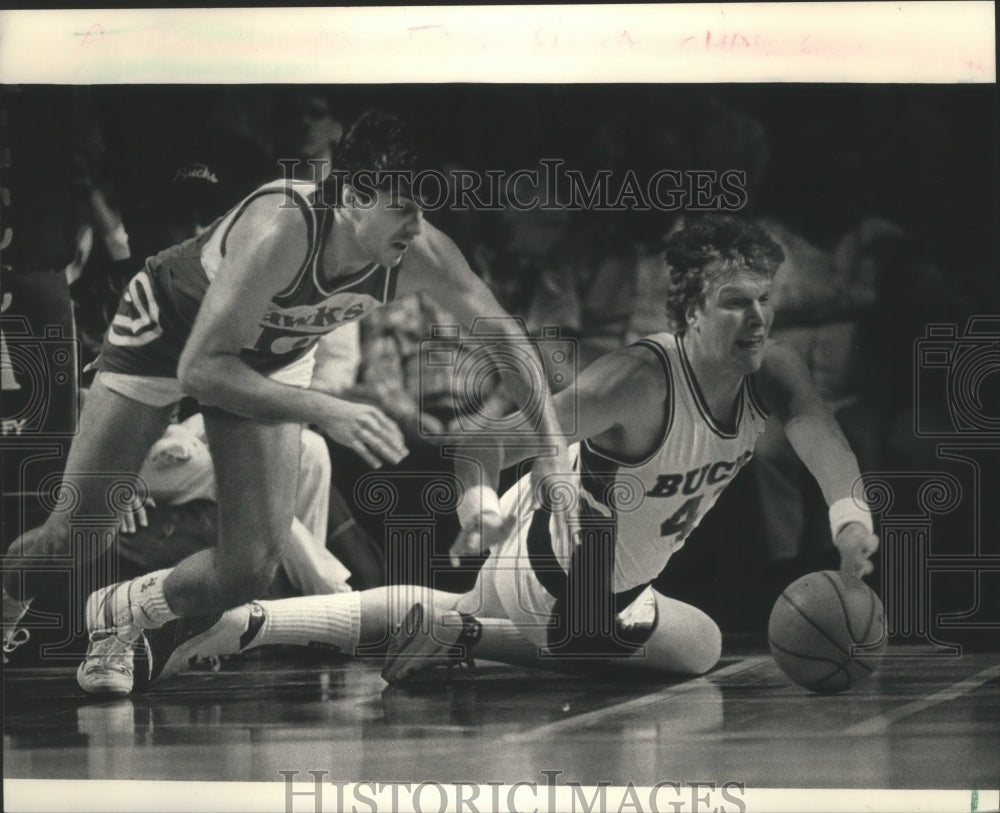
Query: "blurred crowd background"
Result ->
[[1, 83, 996, 659]]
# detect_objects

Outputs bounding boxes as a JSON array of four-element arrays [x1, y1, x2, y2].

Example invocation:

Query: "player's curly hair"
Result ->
[[663, 214, 785, 333], [321, 110, 421, 204]]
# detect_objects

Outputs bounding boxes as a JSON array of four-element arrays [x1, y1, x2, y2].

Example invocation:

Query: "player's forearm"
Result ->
[[783, 409, 864, 506], [178, 352, 331, 425], [488, 337, 566, 444], [452, 446, 504, 495]]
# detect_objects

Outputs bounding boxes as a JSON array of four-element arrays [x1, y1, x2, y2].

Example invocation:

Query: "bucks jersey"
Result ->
[[98, 179, 399, 378], [574, 332, 770, 592], [495, 331, 771, 603]]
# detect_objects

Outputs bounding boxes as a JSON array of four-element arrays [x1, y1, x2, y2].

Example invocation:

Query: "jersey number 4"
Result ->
[[660, 495, 704, 540]]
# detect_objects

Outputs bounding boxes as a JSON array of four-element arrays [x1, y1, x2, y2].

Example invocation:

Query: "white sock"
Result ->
[[129, 569, 180, 629], [255, 592, 362, 655]]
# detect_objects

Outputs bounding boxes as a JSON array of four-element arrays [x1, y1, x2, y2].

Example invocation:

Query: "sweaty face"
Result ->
[[352, 188, 424, 267], [686, 268, 774, 375]]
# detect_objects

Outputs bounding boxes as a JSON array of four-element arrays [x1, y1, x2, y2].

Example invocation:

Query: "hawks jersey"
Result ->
[[98, 179, 399, 378], [496, 331, 771, 601]]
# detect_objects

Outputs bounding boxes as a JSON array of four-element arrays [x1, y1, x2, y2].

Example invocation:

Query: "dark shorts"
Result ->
[[97, 264, 197, 380]]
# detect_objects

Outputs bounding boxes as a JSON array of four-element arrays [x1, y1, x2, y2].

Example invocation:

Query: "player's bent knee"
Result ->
[[299, 429, 331, 479], [215, 554, 283, 606], [5, 520, 73, 562], [645, 598, 723, 676], [216, 569, 277, 607], [680, 620, 722, 676], [3, 520, 90, 601]]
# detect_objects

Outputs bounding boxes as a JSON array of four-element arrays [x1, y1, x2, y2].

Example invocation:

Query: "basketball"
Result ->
[[768, 570, 886, 693]]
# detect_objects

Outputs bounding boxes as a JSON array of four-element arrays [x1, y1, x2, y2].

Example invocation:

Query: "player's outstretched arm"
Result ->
[[398, 224, 570, 493], [756, 342, 879, 577], [447, 343, 660, 562], [177, 199, 407, 468]]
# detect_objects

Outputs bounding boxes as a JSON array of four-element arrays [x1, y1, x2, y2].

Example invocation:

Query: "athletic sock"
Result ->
[[129, 569, 180, 629], [254, 592, 362, 655]]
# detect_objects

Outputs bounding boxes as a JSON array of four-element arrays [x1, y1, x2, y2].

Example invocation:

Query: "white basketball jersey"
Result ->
[[571, 332, 770, 593]]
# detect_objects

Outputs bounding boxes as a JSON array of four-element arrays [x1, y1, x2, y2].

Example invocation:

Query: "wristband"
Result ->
[[829, 497, 873, 539], [457, 485, 502, 529]]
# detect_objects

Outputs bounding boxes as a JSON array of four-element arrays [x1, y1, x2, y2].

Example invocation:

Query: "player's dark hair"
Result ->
[[321, 110, 420, 205], [663, 214, 784, 333]]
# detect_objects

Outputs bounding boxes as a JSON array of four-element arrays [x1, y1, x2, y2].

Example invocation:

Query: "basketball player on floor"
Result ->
[[0, 111, 568, 688], [125, 214, 880, 691]]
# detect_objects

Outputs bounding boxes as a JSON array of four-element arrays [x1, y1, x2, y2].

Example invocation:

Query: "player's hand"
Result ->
[[147, 422, 204, 469], [117, 495, 155, 535], [416, 411, 446, 439], [317, 398, 408, 469], [149, 439, 195, 468], [835, 523, 879, 578], [449, 515, 515, 566], [449, 486, 514, 566]]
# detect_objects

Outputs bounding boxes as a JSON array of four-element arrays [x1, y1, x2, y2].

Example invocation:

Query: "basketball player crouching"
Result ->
[[0, 111, 567, 687], [118, 214, 881, 689]]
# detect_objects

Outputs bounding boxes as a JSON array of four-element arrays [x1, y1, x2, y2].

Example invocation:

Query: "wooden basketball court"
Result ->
[[4, 640, 998, 812]]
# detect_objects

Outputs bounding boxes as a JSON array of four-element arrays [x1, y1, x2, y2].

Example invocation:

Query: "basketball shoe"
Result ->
[[135, 602, 266, 690], [77, 582, 143, 695], [381, 602, 482, 684]]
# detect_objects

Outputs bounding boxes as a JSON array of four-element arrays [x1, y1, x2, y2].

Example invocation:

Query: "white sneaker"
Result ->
[[77, 583, 141, 696], [77, 633, 137, 695], [381, 603, 481, 684]]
